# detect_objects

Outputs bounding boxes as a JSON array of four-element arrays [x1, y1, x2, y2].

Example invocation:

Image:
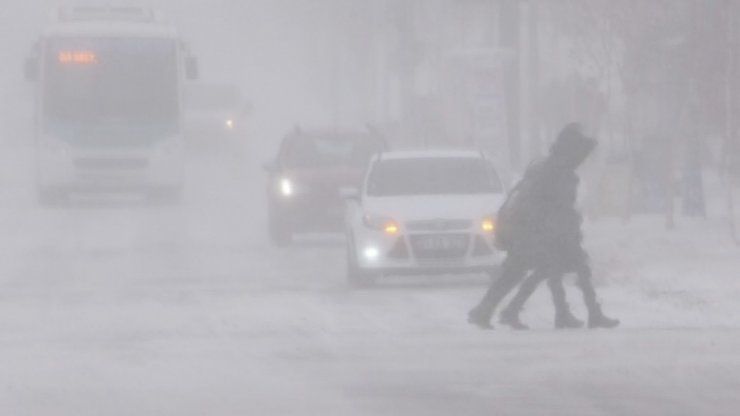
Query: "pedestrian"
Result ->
[[468, 122, 619, 330]]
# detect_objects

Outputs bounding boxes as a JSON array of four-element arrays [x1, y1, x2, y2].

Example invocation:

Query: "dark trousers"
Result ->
[[473, 254, 599, 321], [472, 254, 531, 320], [502, 261, 599, 316]]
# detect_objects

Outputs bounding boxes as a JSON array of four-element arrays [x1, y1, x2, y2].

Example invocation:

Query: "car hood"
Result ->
[[361, 194, 506, 222]]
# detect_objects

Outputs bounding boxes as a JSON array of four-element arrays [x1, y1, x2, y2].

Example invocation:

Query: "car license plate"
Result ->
[[416, 235, 467, 251]]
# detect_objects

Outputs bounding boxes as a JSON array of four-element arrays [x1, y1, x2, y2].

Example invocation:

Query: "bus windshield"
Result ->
[[43, 37, 178, 139]]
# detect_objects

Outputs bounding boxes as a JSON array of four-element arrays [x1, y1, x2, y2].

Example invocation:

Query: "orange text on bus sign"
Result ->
[[58, 51, 97, 64]]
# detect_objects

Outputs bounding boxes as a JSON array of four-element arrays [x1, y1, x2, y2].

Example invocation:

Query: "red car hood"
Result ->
[[283, 167, 365, 188]]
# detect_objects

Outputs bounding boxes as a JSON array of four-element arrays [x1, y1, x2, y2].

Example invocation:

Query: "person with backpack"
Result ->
[[468, 123, 619, 330]]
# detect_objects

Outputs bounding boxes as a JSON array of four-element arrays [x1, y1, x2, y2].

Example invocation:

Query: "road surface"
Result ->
[[1, 133, 739, 416]]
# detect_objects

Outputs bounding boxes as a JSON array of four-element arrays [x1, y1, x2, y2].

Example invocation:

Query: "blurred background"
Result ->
[[3, 0, 739, 227]]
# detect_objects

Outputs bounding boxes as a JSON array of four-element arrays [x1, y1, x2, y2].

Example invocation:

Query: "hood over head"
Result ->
[[549, 122, 597, 169]]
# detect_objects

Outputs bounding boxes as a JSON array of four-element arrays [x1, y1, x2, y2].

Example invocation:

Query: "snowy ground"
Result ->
[[1, 124, 740, 415]]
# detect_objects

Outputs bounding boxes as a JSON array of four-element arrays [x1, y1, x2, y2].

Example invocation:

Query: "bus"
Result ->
[[24, 6, 198, 204]]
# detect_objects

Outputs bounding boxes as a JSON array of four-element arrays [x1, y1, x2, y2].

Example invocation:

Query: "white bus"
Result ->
[[24, 6, 198, 204]]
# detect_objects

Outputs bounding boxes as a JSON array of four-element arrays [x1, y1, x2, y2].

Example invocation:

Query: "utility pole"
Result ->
[[394, 0, 421, 145], [527, 1, 541, 160], [499, 0, 521, 170]]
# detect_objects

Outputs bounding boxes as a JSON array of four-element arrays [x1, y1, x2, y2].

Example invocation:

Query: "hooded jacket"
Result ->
[[507, 123, 596, 270]]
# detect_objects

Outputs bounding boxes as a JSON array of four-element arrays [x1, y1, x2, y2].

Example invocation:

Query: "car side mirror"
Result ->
[[24, 57, 38, 82], [340, 187, 360, 201], [185, 57, 199, 80]]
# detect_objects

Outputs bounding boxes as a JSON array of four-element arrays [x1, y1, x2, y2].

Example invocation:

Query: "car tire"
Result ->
[[346, 238, 376, 288]]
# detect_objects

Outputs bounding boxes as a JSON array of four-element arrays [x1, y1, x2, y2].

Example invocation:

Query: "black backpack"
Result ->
[[494, 170, 536, 251]]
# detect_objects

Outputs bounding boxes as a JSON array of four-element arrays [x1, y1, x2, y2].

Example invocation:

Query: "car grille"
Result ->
[[405, 219, 472, 232], [74, 158, 149, 170], [409, 234, 470, 260]]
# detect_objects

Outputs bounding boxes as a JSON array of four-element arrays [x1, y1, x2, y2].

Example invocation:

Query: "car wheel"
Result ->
[[346, 239, 376, 288], [268, 212, 293, 246]]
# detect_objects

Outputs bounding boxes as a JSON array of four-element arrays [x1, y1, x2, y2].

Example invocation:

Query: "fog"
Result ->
[[1, 1, 740, 415]]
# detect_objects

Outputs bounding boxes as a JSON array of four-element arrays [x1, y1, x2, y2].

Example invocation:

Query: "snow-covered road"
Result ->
[[1, 135, 740, 415]]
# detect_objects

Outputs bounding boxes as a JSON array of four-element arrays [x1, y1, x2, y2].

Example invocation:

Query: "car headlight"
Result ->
[[363, 246, 381, 260], [481, 216, 496, 233], [363, 214, 400, 235]]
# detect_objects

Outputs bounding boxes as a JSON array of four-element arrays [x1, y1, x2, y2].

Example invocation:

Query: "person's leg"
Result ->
[[547, 273, 568, 312], [469, 255, 528, 329], [574, 262, 619, 328], [548, 273, 584, 329], [574, 263, 597, 309], [498, 269, 549, 329]]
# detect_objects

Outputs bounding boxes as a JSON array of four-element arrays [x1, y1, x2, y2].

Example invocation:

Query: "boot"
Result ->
[[554, 308, 584, 329], [498, 308, 529, 330], [468, 307, 494, 330], [587, 304, 620, 329]]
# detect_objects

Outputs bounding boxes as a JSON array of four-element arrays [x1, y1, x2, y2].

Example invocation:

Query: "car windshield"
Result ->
[[43, 37, 178, 140], [366, 157, 502, 196], [281, 133, 384, 169]]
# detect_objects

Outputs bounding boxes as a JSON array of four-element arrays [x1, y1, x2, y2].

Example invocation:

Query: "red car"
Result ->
[[264, 128, 387, 245]]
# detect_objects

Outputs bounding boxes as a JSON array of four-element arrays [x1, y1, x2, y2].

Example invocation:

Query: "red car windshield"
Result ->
[[281, 134, 383, 169]]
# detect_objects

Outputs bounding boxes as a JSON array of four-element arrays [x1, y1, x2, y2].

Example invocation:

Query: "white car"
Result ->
[[344, 149, 507, 287]]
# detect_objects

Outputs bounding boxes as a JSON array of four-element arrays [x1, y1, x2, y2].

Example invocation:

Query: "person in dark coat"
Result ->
[[468, 123, 619, 330]]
